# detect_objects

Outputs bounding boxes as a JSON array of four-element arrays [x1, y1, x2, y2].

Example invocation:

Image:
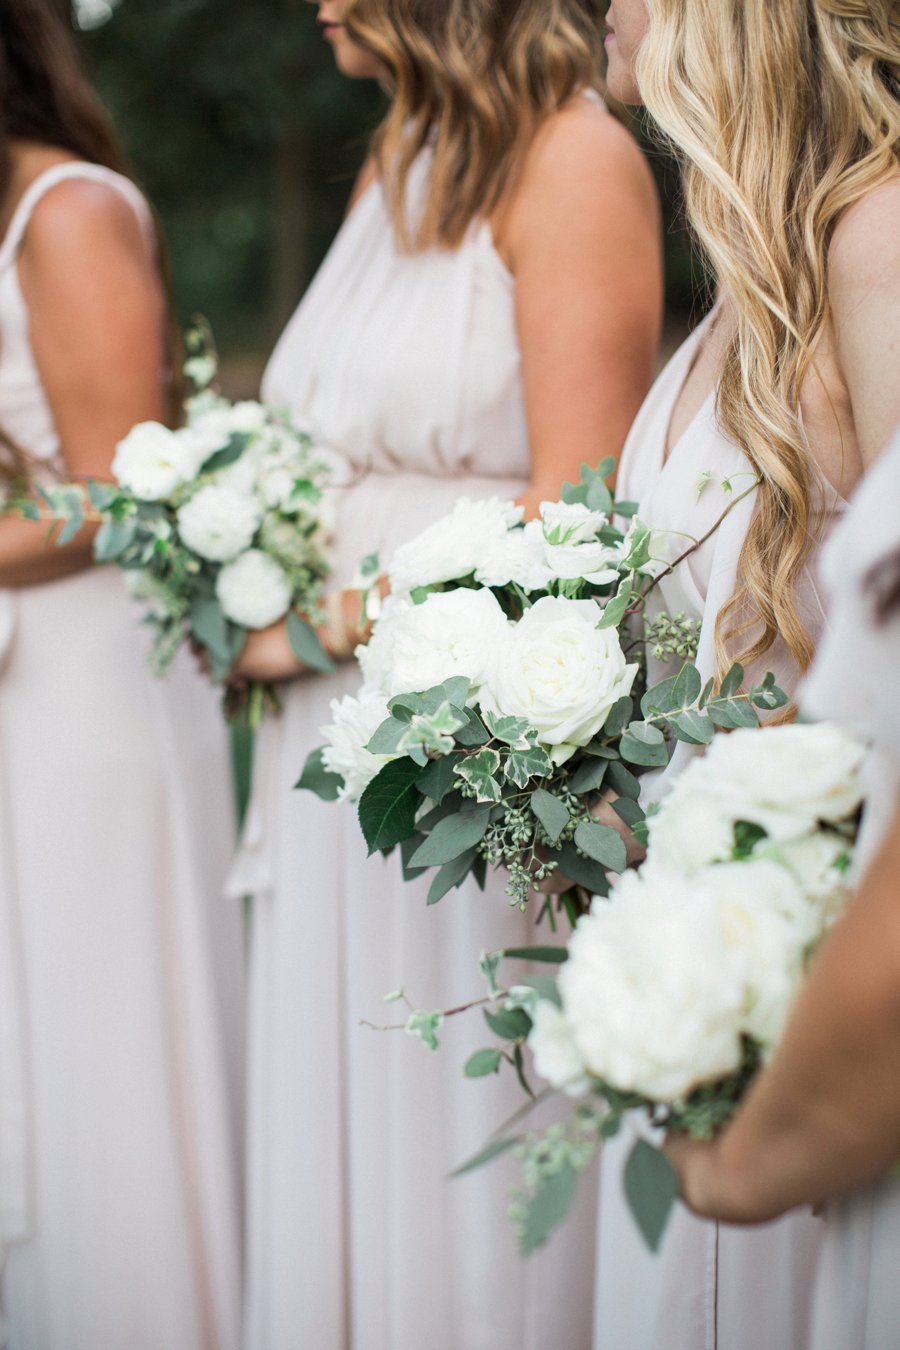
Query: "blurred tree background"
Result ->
[[77, 0, 700, 393]]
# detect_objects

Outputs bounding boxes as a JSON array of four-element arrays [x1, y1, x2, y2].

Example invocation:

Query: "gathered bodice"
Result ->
[[262, 150, 528, 486]]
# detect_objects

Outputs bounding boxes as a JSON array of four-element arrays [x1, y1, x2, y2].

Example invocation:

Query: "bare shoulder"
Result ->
[[524, 96, 655, 205], [829, 176, 900, 298], [22, 175, 150, 275]]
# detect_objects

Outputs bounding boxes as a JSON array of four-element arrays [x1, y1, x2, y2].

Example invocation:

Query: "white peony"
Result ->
[[702, 724, 866, 839], [528, 1000, 591, 1097], [384, 588, 509, 698], [112, 421, 210, 501], [356, 596, 413, 696], [387, 497, 523, 595], [321, 689, 395, 801], [483, 595, 638, 765], [474, 520, 554, 592], [176, 485, 262, 562], [215, 549, 292, 629], [559, 871, 746, 1101]]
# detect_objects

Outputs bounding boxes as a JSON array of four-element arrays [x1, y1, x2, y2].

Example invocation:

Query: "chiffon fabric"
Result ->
[[592, 311, 843, 1350], [0, 163, 244, 1350], [231, 149, 598, 1349], [801, 430, 900, 1350]]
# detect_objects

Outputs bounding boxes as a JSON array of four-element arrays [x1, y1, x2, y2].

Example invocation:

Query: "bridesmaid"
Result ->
[[0, 4, 244, 1346], [666, 431, 900, 1350], [590, 1, 900, 1347], [227, 0, 662, 1345]]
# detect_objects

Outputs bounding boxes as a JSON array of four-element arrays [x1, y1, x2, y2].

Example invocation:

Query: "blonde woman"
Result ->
[[590, 1, 900, 1347], [227, 0, 662, 1345]]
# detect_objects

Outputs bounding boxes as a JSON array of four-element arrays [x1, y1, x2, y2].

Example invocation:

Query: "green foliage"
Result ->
[[286, 610, 334, 674], [358, 758, 423, 854], [623, 1140, 680, 1253], [295, 747, 343, 801]]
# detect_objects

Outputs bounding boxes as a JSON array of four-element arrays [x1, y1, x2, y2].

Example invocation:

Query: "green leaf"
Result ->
[[732, 819, 768, 861], [358, 758, 423, 854], [511, 974, 562, 1007], [504, 744, 553, 789], [294, 747, 343, 801], [200, 432, 248, 474], [668, 709, 715, 745], [551, 842, 612, 895], [453, 749, 503, 803], [573, 820, 627, 872], [465, 1047, 503, 1078], [417, 754, 461, 804], [484, 712, 532, 746], [518, 1163, 580, 1255], [605, 760, 642, 800], [439, 675, 471, 708], [484, 1006, 532, 1040], [399, 703, 468, 763], [190, 595, 231, 660], [502, 945, 569, 965], [287, 611, 335, 674], [699, 677, 715, 709], [426, 848, 477, 904], [409, 805, 493, 868], [406, 1010, 443, 1052], [596, 576, 633, 630], [95, 518, 137, 562], [620, 721, 669, 767], [708, 697, 758, 730], [56, 500, 85, 547], [450, 1134, 521, 1178], [400, 834, 429, 881], [609, 796, 645, 830], [567, 758, 609, 795], [455, 707, 490, 747], [719, 662, 745, 699], [366, 716, 409, 755], [531, 788, 571, 844], [641, 663, 702, 718], [602, 696, 634, 739], [623, 1139, 679, 1252], [749, 671, 788, 711]]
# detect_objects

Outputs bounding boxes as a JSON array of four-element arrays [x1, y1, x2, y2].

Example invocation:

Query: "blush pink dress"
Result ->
[[231, 147, 600, 1350], [593, 310, 843, 1350], [0, 163, 244, 1350]]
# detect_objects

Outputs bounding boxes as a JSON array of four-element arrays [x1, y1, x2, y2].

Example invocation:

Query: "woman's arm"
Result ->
[[496, 99, 663, 517], [0, 178, 167, 587], [666, 802, 900, 1224]]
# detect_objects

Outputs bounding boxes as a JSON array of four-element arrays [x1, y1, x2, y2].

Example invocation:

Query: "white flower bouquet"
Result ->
[[299, 461, 788, 911], [454, 722, 864, 1253], [13, 326, 335, 723]]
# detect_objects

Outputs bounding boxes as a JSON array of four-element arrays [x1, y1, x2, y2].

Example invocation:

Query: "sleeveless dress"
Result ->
[[593, 312, 842, 1350], [801, 430, 900, 1350], [232, 150, 598, 1349], [0, 164, 244, 1350]]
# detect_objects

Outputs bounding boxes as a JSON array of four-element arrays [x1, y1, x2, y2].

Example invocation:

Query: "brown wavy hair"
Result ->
[[345, 0, 605, 249], [636, 0, 900, 685]]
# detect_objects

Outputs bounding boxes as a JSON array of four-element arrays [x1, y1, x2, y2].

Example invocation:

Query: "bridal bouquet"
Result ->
[[458, 722, 864, 1253], [15, 327, 335, 722], [299, 462, 787, 909]]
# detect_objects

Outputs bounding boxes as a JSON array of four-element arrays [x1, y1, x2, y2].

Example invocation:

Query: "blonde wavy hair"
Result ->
[[636, 0, 900, 685], [345, 0, 604, 248]]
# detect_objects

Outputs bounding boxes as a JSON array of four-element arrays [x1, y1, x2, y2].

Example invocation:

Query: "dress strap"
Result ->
[[0, 162, 152, 273]]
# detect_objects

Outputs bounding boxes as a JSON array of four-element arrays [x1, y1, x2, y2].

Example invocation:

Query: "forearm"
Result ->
[[0, 513, 99, 587], [672, 811, 900, 1222]]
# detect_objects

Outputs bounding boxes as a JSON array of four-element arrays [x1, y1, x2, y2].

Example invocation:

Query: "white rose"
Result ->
[[356, 595, 412, 696], [758, 831, 853, 927], [539, 500, 609, 547], [388, 497, 523, 595], [560, 871, 745, 1101], [704, 724, 866, 838], [321, 690, 395, 801], [191, 399, 269, 437], [386, 588, 510, 698], [474, 520, 554, 592], [539, 501, 622, 586], [528, 1000, 591, 1097], [177, 485, 262, 562], [645, 758, 737, 875], [483, 595, 638, 765], [112, 422, 208, 501], [215, 549, 292, 628]]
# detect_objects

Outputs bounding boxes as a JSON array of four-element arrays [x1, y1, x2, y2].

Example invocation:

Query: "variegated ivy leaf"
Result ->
[[405, 1010, 444, 1052], [398, 702, 468, 764], [480, 950, 503, 998], [454, 748, 503, 803], [483, 711, 532, 749], [504, 743, 553, 789]]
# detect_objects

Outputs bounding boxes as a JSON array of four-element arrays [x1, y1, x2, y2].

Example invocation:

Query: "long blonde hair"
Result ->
[[345, 0, 604, 249], [637, 0, 900, 682]]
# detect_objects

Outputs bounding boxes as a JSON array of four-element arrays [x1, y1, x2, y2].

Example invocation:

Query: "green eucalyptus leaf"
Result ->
[[455, 707, 491, 747], [358, 758, 423, 854], [623, 1139, 679, 1252], [287, 611, 335, 674], [417, 754, 461, 804], [668, 709, 715, 745], [708, 698, 759, 730], [719, 662, 745, 699], [294, 747, 343, 801], [95, 518, 138, 562], [365, 716, 409, 755], [400, 834, 428, 881], [567, 758, 609, 795], [426, 847, 477, 904], [439, 675, 471, 708], [483, 1006, 532, 1040], [602, 696, 634, 739], [531, 788, 571, 844], [450, 1134, 521, 1179], [605, 760, 641, 800], [409, 805, 493, 868], [200, 433, 248, 474], [465, 1047, 503, 1078], [620, 721, 670, 767], [503, 945, 569, 965], [596, 577, 633, 630], [518, 1163, 579, 1256], [551, 842, 611, 895], [574, 820, 627, 872], [609, 796, 645, 830]]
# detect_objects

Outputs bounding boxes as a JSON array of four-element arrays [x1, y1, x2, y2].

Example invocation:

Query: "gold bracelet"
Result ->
[[323, 591, 356, 662]]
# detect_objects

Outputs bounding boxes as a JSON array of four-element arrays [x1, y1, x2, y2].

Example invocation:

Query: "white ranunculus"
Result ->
[[704, 724, 866, 838], [321, 689, 395, 801], [386, 587, 510, 698], [484, 595, 638, 764], [215, 549, 292, 629], [528, 1000, 591, 1097], [112, 421, 209, 500], [387, 497, 523, 595], [177, 485, 262, 562], [560, 871, 746, 1101], [474, 520, 554, 592]]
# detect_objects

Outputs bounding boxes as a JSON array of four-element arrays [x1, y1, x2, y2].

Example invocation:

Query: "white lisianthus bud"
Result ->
[[215, 549, 292, 628], [177, 485, 262, 562]]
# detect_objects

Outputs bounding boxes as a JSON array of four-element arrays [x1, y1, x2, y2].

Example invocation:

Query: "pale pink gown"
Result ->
[[593, 311, 843, 1350], [231, 149, 599, 1349], [0, 164, 244, 1350]]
